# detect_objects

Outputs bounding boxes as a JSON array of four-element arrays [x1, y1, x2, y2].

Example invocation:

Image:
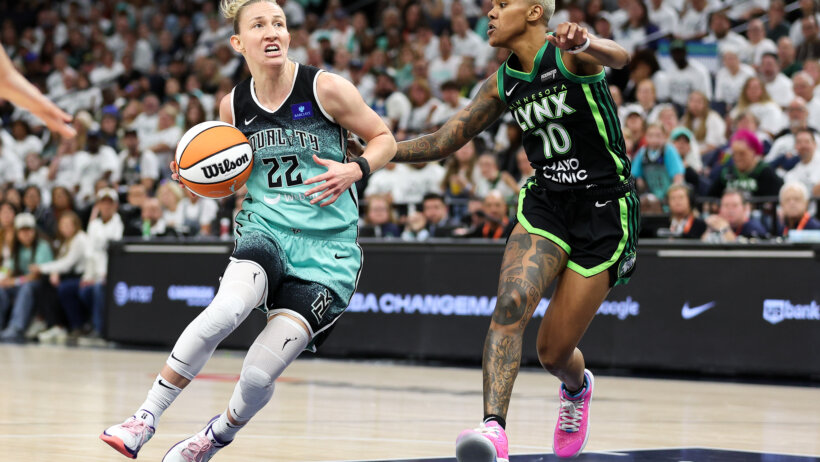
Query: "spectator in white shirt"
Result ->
[[1, 120, 43, 164], [451, 14, 490, 70], [75, 133, 120, 207], [139, 104, 183, 170], [177, 189, 219, 237], [78, 188, 124, 342], [369, 70, 411, 133], [760, 52, 795, 107], [789, 0, 820, 47], [399, 79, 442, 139], [46, 52, 74, 97], [116, 129, 160, 192], [765, 100, 820, 170], [474, 153, 518, 202], [655, 40, 712, 106], [431, 81, 471, 128], [730, 76, 788, 135], [363, 162, 412, 199], [89, 49, 125, 87], [675, 0, 712, 41], [681, 90, 727, 153], [647, 0, 678, 35], [715, 47, 756, 107], [0, 137, 24, 188], [703, 11, 751, 62], [128, 93, 160, 141], [792, 71, 820, 130], [428, 34, 462, 94], [746, 19, 778, 66], [783, 128, 820, 196], [727, 0, 768, 22]]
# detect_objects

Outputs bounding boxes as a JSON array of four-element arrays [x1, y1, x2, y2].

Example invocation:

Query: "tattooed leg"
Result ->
[[535, 267, 611, 391], [483, 224, 568, 419]]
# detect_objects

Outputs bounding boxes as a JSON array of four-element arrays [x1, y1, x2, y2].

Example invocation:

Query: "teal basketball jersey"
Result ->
[[231, 64, 356, 238]]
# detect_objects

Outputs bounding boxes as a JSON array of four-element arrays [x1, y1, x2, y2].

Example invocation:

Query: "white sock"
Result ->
[[136, 375, 182, 426], [210, 411, 244, 443]]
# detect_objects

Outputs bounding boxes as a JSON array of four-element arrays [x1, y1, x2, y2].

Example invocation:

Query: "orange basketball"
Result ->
[[175, 121, 253, 199]]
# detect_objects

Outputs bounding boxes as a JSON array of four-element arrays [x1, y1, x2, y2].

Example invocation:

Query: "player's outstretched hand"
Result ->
[[304, 154, 362, 207], [547, 22, 589, 50]]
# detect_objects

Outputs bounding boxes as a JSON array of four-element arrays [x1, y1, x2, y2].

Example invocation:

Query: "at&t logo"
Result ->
[[114, 282, 155, 306]]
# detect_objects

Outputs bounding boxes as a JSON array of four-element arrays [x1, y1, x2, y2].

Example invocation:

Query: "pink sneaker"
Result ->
[[455, 420, 509, 462], [163, 416, 229, 462], [100, 412, 156, 459], [553, 369, 594, 458]]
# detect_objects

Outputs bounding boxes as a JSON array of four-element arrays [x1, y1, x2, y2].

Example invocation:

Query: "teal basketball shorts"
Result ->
[[231, 225, 362, 351]]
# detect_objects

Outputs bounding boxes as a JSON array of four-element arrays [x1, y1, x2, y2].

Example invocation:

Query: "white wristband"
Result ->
[[567, 37, 591, 54]]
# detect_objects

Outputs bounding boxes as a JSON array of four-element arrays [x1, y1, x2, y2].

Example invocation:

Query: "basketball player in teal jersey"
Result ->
[[100, 1, 395, 460], [393, 0, 635, 460]]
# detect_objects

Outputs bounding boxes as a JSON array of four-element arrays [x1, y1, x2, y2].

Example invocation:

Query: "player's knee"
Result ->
[[196, 296, 242, 341], [536, 342, 573, 374], [490, 294, 529, 334], [239, 365, 274, 403]]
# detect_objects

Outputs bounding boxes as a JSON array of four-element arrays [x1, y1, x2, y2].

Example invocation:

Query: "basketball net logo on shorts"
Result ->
[[311, 289, 333, 321], [201, 153, 250, 179]]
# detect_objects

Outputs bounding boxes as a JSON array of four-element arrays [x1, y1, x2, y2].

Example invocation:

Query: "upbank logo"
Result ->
[[763, 299, 820, 325], [347, 292, 639, 319], [167, 285, 215, 307], [113, 282, 155, 306]]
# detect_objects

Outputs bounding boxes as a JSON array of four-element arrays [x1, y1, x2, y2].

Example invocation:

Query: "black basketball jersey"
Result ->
[[497, 40, 630, 192]]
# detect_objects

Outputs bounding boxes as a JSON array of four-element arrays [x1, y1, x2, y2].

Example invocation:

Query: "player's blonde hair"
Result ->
[[531, 0, 555, 26], [221, 0, 280, 33]]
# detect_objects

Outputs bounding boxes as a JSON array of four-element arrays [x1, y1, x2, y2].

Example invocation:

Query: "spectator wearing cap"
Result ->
[[783, 128, 820, 195], [666, 184, 707, 239], [0, 213, 53, 343], [715, 47, 756, 107], [681, 90, 727, 153], [761, 53, 796, 107], [670, 127, 704, 179], [73, 188, 123, 344], [777, 181, 820, 236], [797, 15, 820, 62], [623, 109, 647, 157], [99, 113, 121, 150], [115, 129, 160, 192], [707, 129, 783, 198], [730, 76, 788, 135], [703, 189, 769, 242], [654, 40, 712, 107], [370, 69, 411, 133]]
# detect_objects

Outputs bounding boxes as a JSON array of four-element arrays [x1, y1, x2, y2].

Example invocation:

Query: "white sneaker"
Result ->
[[37, 326, 68, 344], [163, 416, 229, 462], [24, 318, 47, 340], [100, 412, 156, 459]]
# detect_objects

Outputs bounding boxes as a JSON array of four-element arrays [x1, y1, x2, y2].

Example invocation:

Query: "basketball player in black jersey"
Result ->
[[393, 0, 635, 459]]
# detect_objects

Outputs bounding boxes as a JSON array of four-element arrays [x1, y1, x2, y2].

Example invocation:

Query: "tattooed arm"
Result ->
[[394, 73, 507, 163]]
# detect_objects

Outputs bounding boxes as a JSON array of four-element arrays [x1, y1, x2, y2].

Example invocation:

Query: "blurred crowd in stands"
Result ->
[[2, 0, 820, 343]]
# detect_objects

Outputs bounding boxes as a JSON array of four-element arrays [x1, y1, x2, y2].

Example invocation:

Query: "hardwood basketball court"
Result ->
[[0, 345, 817, 461]]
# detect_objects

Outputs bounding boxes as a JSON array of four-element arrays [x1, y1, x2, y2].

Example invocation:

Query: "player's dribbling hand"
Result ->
[[547, 22, 589, 50], [304, 154, 362, 207]]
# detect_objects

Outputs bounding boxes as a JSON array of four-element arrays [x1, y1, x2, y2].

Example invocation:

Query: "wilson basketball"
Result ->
[[175, 121, 253, 199]]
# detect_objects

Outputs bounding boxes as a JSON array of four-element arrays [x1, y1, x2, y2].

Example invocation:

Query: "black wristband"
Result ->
[[352, 156, 370, 181]]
